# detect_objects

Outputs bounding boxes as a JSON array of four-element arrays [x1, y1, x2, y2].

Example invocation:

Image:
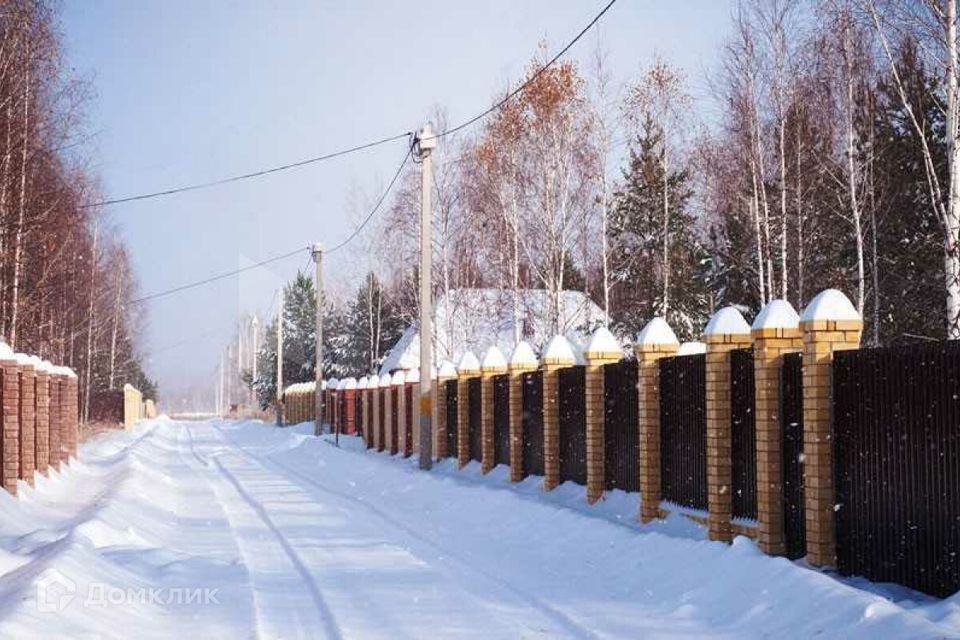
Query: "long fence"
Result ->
[[282, 289, 960, 599]]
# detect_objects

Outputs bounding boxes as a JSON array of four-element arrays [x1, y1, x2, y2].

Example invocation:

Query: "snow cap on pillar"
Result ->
[[636, 317, 679, 347], [390, 370, 405, 385], [0, 337, 13, 360], [342, 377, 357, 390], [438, 360, 457, 378], [406, 368, 420, 383], [704, 306, 751, 337], [378, 373, 392, 387], [584, 326, 622, 360], [752, 299, 800, 330], [327, 377, 339, 390], [13, 352, 32, 366], [542, 335, 575, 366], [800, 289, 861, 323], [509, 341, 539, 369], [480, 346, 507, 372], [357, 376, 368, 389], [678, 341, 706, 355], [457, 351, 480, 374]]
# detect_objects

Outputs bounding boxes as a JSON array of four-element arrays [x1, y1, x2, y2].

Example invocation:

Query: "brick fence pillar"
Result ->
[[542, 336, 575, 492], [34, 362, 49, 476], [751, 300, 802, 556], [508, 342, 538, 482], [408, 371, 421, 455], [705, 307, 752, 543], [480, 347, 507, 474], [0, 343, 20, 495], [66, 370, 78, 459], [584, 327, 622, 504], [434, 363, 456, 459], [16, 356, 35, 484], [800, 289, 862, 567], [49, 368, 63, 471], [456, 352, 480, 468], [636, 318, 679, 523], [390, 371, 405, 455]]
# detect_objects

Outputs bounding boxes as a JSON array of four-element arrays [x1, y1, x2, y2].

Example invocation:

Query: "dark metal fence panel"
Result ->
[[445, 380, 458, 457], [521, 371, 544, 477], [404, 384, 413, 457], [356, 393, 364, 440], [493, 374, 510, 466], [468, 377, 482, 463], [378, 391, 386, 452], [659, 354, 708, 510], [731, 348, 757, 520], [390, 387, 399, 454], [834, 341, 960, 598], [558, 366, 587, 485], [780, 352, 805, 559], [604, 359, 639, 492]]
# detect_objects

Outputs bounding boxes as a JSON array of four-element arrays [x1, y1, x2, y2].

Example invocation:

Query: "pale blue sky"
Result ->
[[61, 0, 735, 401]]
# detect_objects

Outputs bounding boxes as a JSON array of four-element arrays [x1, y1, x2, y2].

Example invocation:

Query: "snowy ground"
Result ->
[[0, 418, 957, 639]]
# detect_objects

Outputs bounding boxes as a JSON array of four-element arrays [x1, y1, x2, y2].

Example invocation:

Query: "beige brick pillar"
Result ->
[[584, 328, 622, 504], [480, 347, 507, 474], [507, 342, 538, 482], [34, 362, 49, 476], [49, 370, 63, 471], [0, 344, 20, 494], [384, 377, 395, 453], [16, 356, 36, 484], [456, 353, 480, 468], [705, 307, 752, 542], [542, 336, 575, 492], [373, 377, 384, 451], [391, 372, 405, 455], [434, 364, 455, 459], [751, 300, 802, 555], [636, 318, 679, 522], [800, 289, 862, 567]]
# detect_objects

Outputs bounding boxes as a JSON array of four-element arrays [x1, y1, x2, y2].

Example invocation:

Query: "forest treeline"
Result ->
[[0, 1, 154, 416]]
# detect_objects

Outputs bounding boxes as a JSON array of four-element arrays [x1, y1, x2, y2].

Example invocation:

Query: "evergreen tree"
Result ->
[[341, 272, 404, 376]]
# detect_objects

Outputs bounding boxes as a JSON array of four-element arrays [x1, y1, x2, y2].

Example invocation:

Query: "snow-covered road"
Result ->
[[0, 418, 956, 639]]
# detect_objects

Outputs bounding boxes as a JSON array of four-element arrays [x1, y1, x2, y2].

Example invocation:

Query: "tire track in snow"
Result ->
[[213, 424, 598, 640], [183, 423, 343, 640]]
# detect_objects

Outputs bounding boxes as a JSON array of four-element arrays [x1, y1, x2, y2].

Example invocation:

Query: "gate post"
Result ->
[[584, 327, 622, 504], [436, 361, 456, 459], [636, 318, 679, 523], [542, 336, 576, 492], [508, 342, 538, 482], [480, 347, 507, 474], [800, 288, 861, 567], [456, 352, 480, 468], [705, 307, 752, 543], [0, 340, 20, 495], [751, 300, 802, 556]]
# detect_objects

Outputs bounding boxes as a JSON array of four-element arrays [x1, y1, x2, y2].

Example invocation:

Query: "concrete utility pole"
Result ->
[[312, 244, 325, 438], [415, 123, 436, 470], [276, 288, 284, 426]]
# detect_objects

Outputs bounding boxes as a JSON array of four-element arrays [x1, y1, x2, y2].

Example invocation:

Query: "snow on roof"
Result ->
[[481, 346, 507, 370], [543, 335, 575, 363], [65, 367, 78, 379], [752, 299, 799, 330], [391, 370, 406, 385], [406, 368, 420, 383], [585, 326, 621, 355], [509, 341, 538, 367], [800, 289, 861, 322], [457, 351, 480, 373], [378, 373, 392, 387], [637, 318, 679, 346], [342, 377, 358, 390], [438, 360, 457, 378], [678, 341, 707, 355], [704, 307, 751, 336]]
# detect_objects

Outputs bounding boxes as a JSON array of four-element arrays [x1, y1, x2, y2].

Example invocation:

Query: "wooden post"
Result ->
[[507, 342, 538, 482], [542, 336, 575, 492], [480, 347, 507, 474], [584, 327, 622, 504]]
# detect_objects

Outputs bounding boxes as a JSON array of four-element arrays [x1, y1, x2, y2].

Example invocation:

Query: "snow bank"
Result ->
[[509, 341, 538, 368], [457, 351, 480, 373], [543, 335, 575, 363], [801, 288, 861, 322], [678, 341, 707, 355], [480, 346, 507, 370], [753, 299, 800, 330], [585, 326, 621, 355], [637, 317, 679, 346], [704, 306, 751, 336]]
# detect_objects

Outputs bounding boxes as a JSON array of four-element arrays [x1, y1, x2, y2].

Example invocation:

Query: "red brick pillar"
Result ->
[[800, 289, 862, 567], [434, 364, 456, 459], [377, 374, 390, 452], [16, 356, 36, 485], [0, 345, 20, 495], [636, 318, 679, 523], [508, 343, 538, 482], [584, 327, 622, 504], [456, 353, 480, 468], [388, 372, 403, 454], [48, 368, 63, 471], [407, 370, 421, 455], [705, 307, 752, 543], [480, 346, 507, 474], [751, 300, 803, 556], [34, 361, 50, 476], [66, 370, 79, 460], [542, 336, 575, 492]]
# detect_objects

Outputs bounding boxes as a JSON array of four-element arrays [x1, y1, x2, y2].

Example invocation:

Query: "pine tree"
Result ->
[[341, 272, 404, 376]]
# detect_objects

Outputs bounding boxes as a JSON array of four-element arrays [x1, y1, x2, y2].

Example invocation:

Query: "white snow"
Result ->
[[390, 371, 405, 386], [0, 339, 13, 360], [752, 299, 800, 330], [704, 307, 751, 336], [1, 417, 955, 638], [509, 341, 539, 367], [326, 378, 339, 390], [636, 317, 680, 346], [13, 353, 32, 366], [480, 346, 507, 370], [585, 326, 622, 355], [457, 351, 480, 373], [341, 377, 357, 390], [678, 341, 707, 355], [377, 374, 392, 388], [543, 335, 575, 363], [438, 361, 457, 378], [356, 376, 368, 390], [801, 288, 862, 322], [406, 369, 420, 383]]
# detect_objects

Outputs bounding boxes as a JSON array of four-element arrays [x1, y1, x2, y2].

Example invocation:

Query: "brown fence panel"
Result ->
[[356, 392, 364, 440], [780, 352, 805, 559], [603, 358, 639, 492], [659, 354, 707, 511], [493, 374, 510, 467], [390, 387, 399, 455], [378, 391, 386, 452], [558, 365, 587, 485], [445, 380, 458, 457], [521, 371, 543, 477], [834, 341, 960, 597], [468, 377, 482, 463], [731, 347, 757, 520], [404, 384, 413, 457]]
